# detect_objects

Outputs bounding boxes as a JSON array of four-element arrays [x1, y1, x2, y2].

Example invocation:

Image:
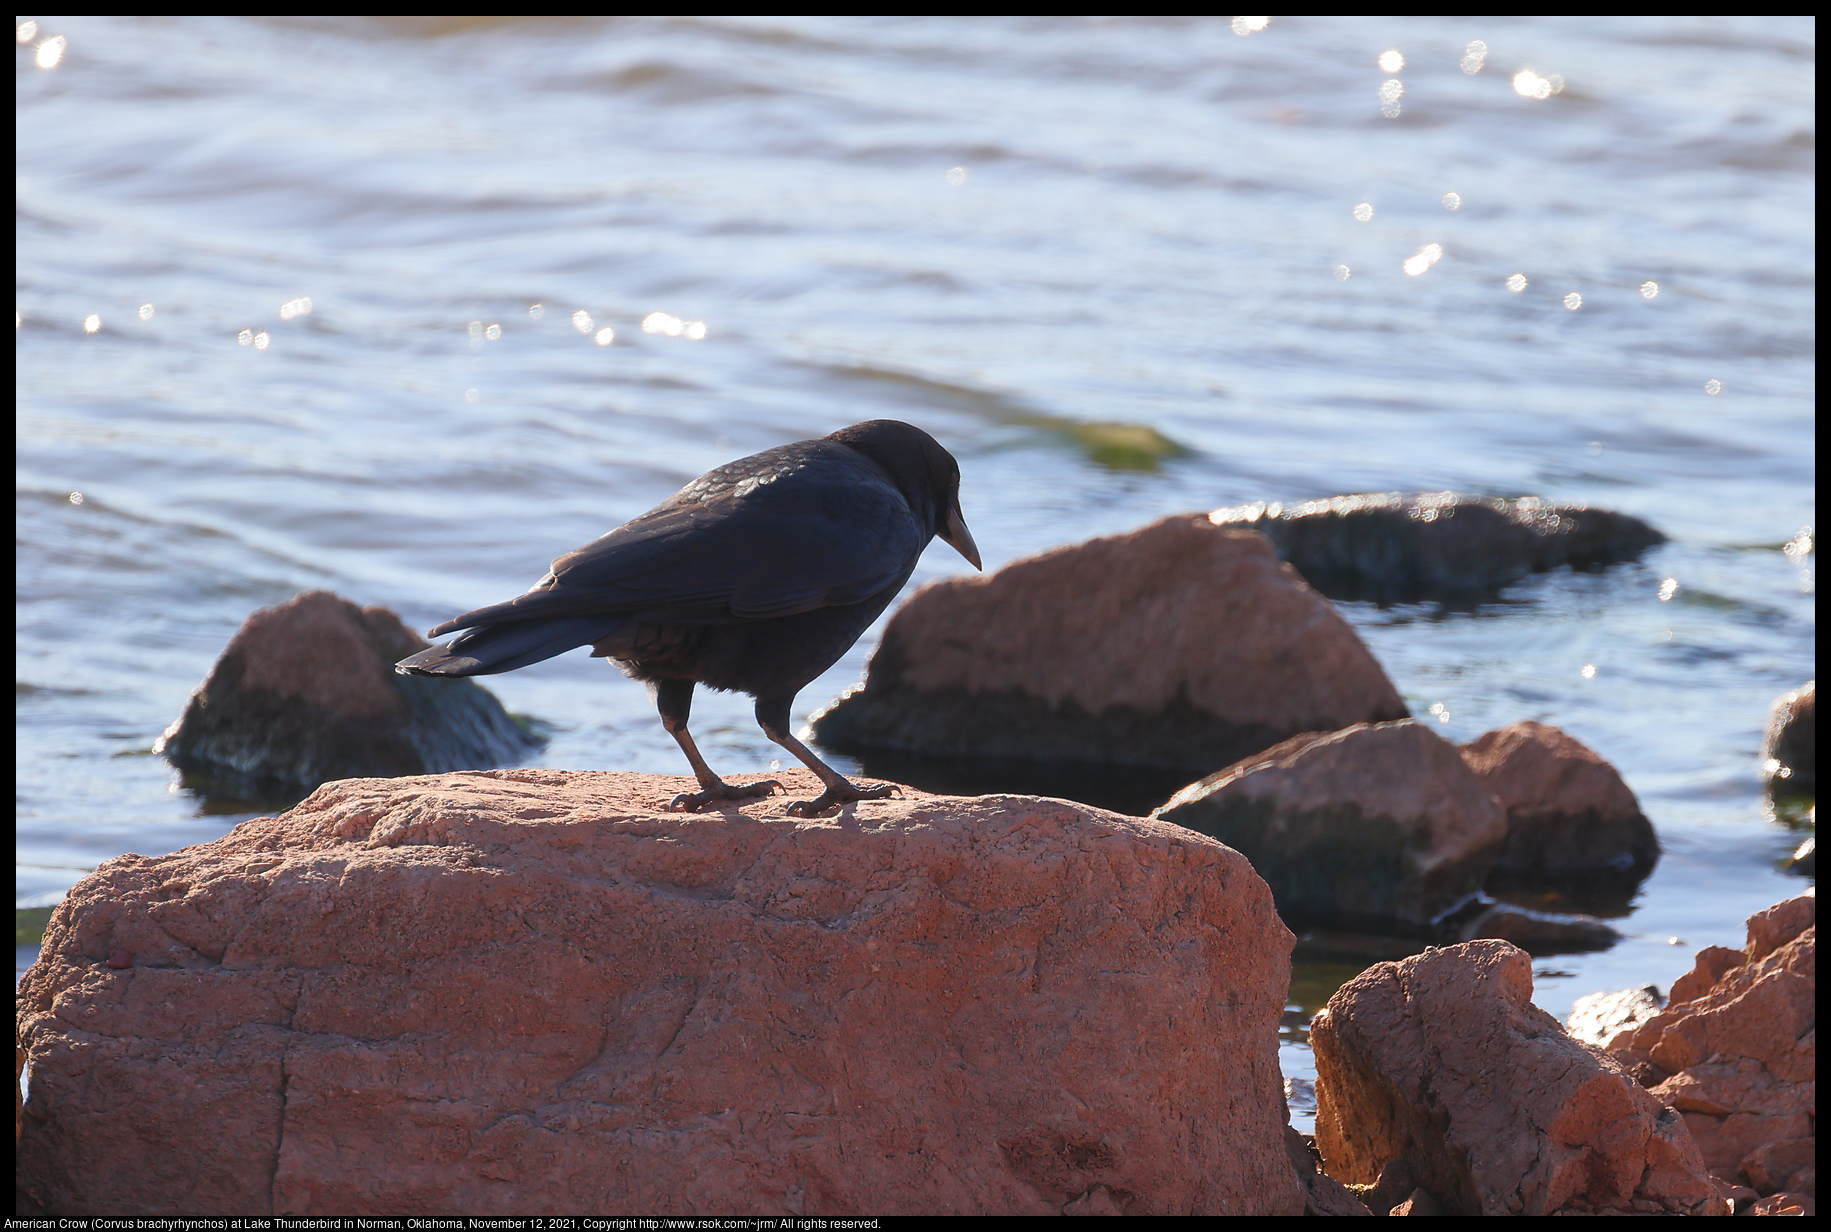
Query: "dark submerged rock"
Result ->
[[156, 590, 540, 797], [1209, 492, 1667, 605], [1761, 680, 1814, 794], [1454, 900, 1623, 954]]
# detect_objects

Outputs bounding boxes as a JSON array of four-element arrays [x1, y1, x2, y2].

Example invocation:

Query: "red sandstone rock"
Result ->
[[1154, 719, 1505, 928], [1605, 893, 1814, 1204], [1459, 720, 1657, 881], [809, 516, 1407, 775], [1310, 940, 1724, 1215], [15, 770, 1301, 1217]]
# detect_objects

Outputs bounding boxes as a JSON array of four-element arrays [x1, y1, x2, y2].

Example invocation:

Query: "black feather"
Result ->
[[397, 419, 978, 816]]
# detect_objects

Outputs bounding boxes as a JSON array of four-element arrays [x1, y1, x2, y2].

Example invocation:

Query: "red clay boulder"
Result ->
[[1459, 720, 1658, 882], [1153, 719, 1505, 929], [1603, 893, 1814, 1210], [808, 515, 1407, 783], [16, 770, 1301, 1217], [1310, 939, 1724, 1216]]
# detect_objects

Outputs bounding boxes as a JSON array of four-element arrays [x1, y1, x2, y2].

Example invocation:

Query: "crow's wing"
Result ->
[[428, 443, 924, 636]]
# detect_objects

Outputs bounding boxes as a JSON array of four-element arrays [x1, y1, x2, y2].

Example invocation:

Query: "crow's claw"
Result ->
[[785, 780, 901, 818], [668, 778, 783, 812]]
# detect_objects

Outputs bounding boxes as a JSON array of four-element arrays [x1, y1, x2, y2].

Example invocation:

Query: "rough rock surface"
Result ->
[[809, 515, 1407, 778], [1459, 720, 1658, 882], [1152, 720, 1505, 929], [1604, 893, 1814, 1209], [16, 770, 1302, 1217], [156, 590, 540, 793], [1310, 940, 1724, 1215], [1209, 492, 1667, 605]]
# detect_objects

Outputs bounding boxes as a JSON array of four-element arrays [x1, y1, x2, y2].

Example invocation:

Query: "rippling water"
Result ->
[[16, 17, 1815, 1127]]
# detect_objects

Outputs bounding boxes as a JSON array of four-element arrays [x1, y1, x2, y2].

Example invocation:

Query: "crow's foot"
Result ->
[[786, 780, 902, 818], [668, 778, 783, 812]]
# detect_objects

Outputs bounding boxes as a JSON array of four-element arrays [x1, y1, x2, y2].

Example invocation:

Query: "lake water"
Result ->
[[16, 16, 1815, 1131]]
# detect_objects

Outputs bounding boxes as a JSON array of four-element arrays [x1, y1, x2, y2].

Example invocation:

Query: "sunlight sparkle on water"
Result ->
[[1513, 69, 1566, 99], [1402, 244, 1443, 276]]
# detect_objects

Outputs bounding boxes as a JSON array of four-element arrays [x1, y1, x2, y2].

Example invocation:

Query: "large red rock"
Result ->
[[16, 770, 1302, 1217], [808, 516, 1407, 778], [1459, 720, 1658, 882], [1604, 893, 1814, 1208], [1310, 940, 1724, 1215]]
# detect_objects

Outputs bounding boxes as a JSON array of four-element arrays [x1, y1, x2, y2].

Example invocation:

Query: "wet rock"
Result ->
[[1459, 720, 1658, 883], [155, 590, 540, 795], [1787, 829, 1814, 876], [1152, 720, 1504, 930], [1310, 940, 1724, 1216], [1209, 492, 1666, 605], [1602, 893, 1814, 1207], [1455, 901, 1622, 954], [1566, 985, 1665, 1049], [1761, 681, 1814, 792], [810, 515, 1407, 786], [16, 770, 1302, 1217]]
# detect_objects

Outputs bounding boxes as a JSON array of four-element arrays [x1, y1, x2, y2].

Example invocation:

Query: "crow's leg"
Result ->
[[755, 694, 900, 818], [655, 678, 781, 811]]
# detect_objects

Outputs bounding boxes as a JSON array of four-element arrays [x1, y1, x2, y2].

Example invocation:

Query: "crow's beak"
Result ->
[[941, 499, 981, 570]]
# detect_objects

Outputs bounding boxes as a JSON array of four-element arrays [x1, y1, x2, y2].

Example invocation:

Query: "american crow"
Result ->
[[396, 420, 979, 816]]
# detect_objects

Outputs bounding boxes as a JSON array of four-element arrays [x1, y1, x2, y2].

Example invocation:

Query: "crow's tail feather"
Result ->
[[395, 614, 626, 677]]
